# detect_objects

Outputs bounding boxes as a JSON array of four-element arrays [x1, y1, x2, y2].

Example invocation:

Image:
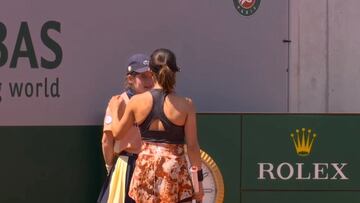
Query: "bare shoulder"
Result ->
[[171, 94, 195, 112], [127, 91, 152, 107], [184, 97, 194, 104], [129, 91, 151, 102], [107, 94, 127, 113], [184, 97, 196, 111]]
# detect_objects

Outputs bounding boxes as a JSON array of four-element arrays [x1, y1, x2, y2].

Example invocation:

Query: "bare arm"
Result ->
[[101, 95, 125, 167], [184, 99, 201, 168], [109, 95, 136, 140], [101, 131, 114, 166], [184, 98, 204, 201]]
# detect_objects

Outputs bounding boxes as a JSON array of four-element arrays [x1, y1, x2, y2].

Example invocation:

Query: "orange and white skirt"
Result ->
[[129, 142, 194, 203]]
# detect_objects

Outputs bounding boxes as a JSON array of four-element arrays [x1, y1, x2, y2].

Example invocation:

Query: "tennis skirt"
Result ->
[[97, 152, 137, 203], [129, 142, 194, 203]]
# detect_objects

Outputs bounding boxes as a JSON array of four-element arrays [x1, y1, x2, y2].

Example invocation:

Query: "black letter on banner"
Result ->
[[41, 21, 62, 69], [0, 22, 8, 67], [10, 22, 38, 68]]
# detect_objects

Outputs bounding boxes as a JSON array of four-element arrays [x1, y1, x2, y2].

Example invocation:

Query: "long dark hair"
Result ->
[[149, 48, 180, 94]]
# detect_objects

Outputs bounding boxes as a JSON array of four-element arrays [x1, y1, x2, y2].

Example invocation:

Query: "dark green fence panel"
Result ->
[[241, 114, 360, 203], [0, 126, 105, 203], [198, 114, 241, 203], [2, 114, 360, 203]]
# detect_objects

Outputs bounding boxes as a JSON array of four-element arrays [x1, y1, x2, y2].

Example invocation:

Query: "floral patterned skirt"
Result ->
[[129, 142, 194, 203]]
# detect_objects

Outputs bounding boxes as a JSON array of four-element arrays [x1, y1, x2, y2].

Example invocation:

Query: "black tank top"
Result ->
[[139, 89, 185, 144]]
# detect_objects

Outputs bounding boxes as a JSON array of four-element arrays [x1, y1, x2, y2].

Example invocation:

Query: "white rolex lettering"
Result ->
[[296, 163, 311, 180], [258, 163, 275, 180], [257, 162, 349, 181], [313, 163, 328, 180], [331, 163, 348, 180], [277, 162, 294, 180]]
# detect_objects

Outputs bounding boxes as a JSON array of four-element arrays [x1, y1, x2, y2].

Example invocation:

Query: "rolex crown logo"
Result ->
[[290, 128, 317, 156]]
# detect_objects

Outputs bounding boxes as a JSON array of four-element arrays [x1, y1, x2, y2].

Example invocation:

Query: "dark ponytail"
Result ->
[[158, 65, 176, 94], [150, 48, 180, 94]]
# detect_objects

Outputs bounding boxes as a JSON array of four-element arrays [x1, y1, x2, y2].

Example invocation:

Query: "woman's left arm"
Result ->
[[108, 95, 136, 140], [184, 98, 204, 201], [184, 98, 202, 168]]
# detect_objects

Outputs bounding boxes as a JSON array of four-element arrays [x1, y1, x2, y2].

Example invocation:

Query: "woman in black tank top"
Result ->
[[110, 49, 204, 203]]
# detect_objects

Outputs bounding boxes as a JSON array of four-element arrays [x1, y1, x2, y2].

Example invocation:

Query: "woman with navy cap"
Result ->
[[98, 53, 154, 203]]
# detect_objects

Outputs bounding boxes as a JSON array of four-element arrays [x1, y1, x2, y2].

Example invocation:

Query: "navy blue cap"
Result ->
[[127, 53, 150, 74]]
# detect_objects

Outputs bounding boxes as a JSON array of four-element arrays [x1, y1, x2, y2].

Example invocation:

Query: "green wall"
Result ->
[[198, 114, 241, 203], [241, 114, 360, 202], [1, 114, 360, 202], [0, 126, 105, 203]]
